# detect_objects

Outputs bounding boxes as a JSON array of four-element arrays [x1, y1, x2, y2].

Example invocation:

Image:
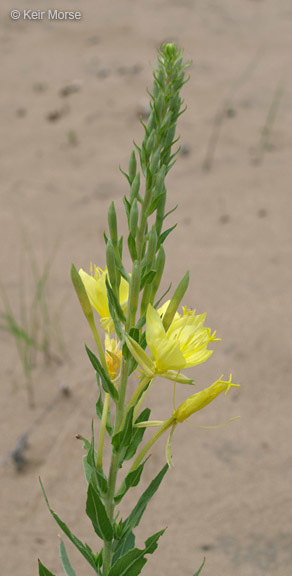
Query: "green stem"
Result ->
[[96, 393, 110, 469], [122, 374, 152, 428], [88, 317, 108, 373], [130, 416, 174, 472]]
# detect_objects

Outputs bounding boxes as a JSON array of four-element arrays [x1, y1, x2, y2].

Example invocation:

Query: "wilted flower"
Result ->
[[79, 265, 129, 332], [105, 334, 122, 381]]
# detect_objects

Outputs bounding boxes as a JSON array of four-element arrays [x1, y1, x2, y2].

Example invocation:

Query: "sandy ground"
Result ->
[[1, 1, 292, 575]]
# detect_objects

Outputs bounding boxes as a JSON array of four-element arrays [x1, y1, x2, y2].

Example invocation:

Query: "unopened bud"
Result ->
[[146, 225, 157, 268], [130, 172, 140, 203], [126, 260, 141, 330], [146, 129, 156, 155], [163, 271, 189, 331], [152, 246, 165, 297], [154, 166, 166, 196], [129, 150, 137, 184], [130, 199, 139, 238], [106, 239, 118, 293], [150, 148, 160, 174], [71, 264, 94, 322], [108, 201, 118, 247]]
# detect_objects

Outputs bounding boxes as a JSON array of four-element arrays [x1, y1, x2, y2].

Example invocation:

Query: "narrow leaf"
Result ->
[[158, 224, 177, 247], [108, 530, 165, 576], [121, 465, 168, 538], [85, 345, 118, 402], [39, 479, 99, 573], [59, 540, 77, 576], [124, 408, 151, 461], [114, 460, 147, 504], [112, 531, 135, 565], [86, 482, 113, 541], [193, 558, 206, 576], [105, 278, 126, 323], [38, 561, 56, 576]]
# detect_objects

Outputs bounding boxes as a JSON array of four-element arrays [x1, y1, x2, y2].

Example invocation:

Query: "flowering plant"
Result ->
[[38, 43, 239, 576]]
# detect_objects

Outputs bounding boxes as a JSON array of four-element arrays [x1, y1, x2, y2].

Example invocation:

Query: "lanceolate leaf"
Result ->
[[59, 540, 77, 576], [158, 224, 177, 247], [124, 408, 151, 461], [114, 459, 147, 504], [85, 345, 118, 402], [107, 530, 165, 576], [112, 531, 135, 565], [86, 482, 113, 541], [105, 277, 126, 323], [39, 479, 99, 573], [193, 558, 206, 576], [121, 464, 168, 538], [38, 560, 56, 576], [111, 407, 134, 454]]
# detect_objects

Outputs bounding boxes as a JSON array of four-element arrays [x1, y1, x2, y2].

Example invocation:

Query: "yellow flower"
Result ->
[[173, 374, 240, 422], [79, 265, 129, 332], [105, 335, 122, 381], [126, 303, 218, 384]]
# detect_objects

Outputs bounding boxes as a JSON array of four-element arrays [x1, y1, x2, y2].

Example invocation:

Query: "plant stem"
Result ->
[[130, 416, 174, 472], [96, 393, 110, 469]]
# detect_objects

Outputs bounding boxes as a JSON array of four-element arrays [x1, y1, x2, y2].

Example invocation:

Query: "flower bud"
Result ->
[[106, 239, 118, 293], [154, 166, 166, 196], [70, 264, 93, 322], [108, 201, 118, 247], [126, 260, 141, 330], [146, 225, 157, 268], [129, 150, 137, 184], [129, 199, 139, 238], [130, 172, 140, 203], [162, 271, 189, 331], [147, 110, 156, 133], [151, 246, 165, 297], [146, 129, 156, 155], [150, 148, 160, 174]]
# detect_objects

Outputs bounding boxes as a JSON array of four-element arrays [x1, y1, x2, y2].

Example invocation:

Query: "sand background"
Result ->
[[1, 1, 292, 575]]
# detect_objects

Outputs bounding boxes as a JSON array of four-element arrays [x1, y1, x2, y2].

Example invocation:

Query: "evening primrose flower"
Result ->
[[132, 375, 240, 469], [105, 334, 122, 381], [126, 303, 218, 384], [79, 265, 129, 332]]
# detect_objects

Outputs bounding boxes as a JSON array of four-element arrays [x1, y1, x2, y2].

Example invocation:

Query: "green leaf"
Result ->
[[140, 270, 156, 290], [59, 540, 77, 576], [112, 531, 135, 565], [123, 196, 131, 224], [39, 479, 99, 573], [121, 464, 168, 538], [158, 224, 177, 247], [38, 560, 56, 576], [108, 530, 165, 576], [105, 278, 126, 323], [147, 192, 166, 217], [111, 407, 134, 454], [88, 423, 108, 494], [86, 481, 113, 541], [114, 459, 147, 504], [124, 408, 151, 461], [85, 345, 118, 402], [193, 558, 206, 576]]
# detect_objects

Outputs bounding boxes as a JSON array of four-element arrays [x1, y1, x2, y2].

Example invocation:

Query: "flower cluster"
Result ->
[[77, 264, 239, 456]]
